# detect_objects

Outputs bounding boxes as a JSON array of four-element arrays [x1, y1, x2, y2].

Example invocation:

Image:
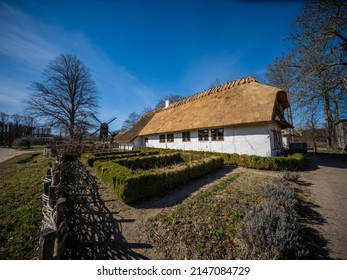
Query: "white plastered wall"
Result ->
[[139, 123, 276, 157]]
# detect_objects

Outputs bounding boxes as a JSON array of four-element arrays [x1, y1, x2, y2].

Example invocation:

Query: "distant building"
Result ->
[[116, 77, 293, 156], [335, 119, 347, 151]]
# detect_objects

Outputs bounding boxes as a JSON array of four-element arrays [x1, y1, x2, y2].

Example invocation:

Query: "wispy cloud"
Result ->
[[0, 75, 27, 112], [0, 3, 60, 70], [0, 2, 156, 128]]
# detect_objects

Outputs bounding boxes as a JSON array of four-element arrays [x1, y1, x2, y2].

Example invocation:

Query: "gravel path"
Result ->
[[0, 148, 34, 163], [299, 153, 347, 259]]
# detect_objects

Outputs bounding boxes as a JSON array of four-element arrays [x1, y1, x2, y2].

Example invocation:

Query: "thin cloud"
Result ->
[[0, 2, 157, 125], [0, 75, 26, 112], [0, 3, 59, 70]]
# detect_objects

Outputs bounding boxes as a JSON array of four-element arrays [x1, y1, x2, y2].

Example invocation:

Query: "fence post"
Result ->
[[55, 197, 66, 228], [38, 228, 57, 260]]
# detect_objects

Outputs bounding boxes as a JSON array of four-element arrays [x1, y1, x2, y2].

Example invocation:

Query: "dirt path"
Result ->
[[299, 153, 347, 260], [0, 148, 34, 163], [63, 162, 238, 259]]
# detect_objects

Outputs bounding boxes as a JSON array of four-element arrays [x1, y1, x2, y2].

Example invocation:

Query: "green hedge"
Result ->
[[116, 153, 183, 170], [135, 148, 305, 171], [94, 155, 224, 204], [93, 150, 139, 157], [218, 153, 305, 171], [85, 151, 160, 167]]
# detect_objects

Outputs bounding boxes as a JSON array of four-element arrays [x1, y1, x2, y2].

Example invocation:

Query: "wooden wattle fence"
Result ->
[[44, 143, 115, 158], [38, 154, 67, 260]]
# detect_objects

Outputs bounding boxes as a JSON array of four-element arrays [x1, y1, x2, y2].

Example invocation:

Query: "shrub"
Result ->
[[85, 151, 160, 167], [230, 153, 304, 171], [259, 184, 297, 210], [116, 153, 183, 170], [136, 148, 305, 171], [94, 154, 224, 204], [282, 171, 300, 183], [119, 157, 224, 203], [13, 136, 41, 148], [239, 184, 305, 259], [239, 203, 303, 260]]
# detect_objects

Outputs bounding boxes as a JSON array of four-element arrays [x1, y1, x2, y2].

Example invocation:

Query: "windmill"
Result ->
[[91, 114, 117, 140]]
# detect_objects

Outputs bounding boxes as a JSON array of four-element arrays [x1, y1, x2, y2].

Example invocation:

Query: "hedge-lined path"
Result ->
[[299, 153, 347, 260], [0, 148, 34, 163], [62, 153, 347, 260], [62, 161, 238, 259], [62, 160, 150, 259]]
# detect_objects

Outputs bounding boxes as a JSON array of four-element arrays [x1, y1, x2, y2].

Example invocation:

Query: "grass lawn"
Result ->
[[0, 152, 52, 259], [149, 171, 275, 259]]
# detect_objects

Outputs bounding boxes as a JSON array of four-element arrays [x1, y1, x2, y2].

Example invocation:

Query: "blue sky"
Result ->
[[0, 0, 302, 131]]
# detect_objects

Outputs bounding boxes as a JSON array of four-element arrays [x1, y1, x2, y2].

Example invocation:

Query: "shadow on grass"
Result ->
[[131, 165, 236, 210], [62, 160, 150, 260], [16, 153, 40, 164]]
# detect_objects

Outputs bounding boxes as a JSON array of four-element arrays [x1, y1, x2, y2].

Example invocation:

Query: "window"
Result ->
[[159, 134, 165, 143], [145, 138, 148, 143], [211, 128, 224, 141], [182, 131, 190, 142], [167, 133, 174, 142], [198, 129, 209, 141]]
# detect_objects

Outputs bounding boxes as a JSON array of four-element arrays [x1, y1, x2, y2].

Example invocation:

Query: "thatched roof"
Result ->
[[139, 77, 291, 136], [117, 77, 292, 143], [116, 112, 155, 143]]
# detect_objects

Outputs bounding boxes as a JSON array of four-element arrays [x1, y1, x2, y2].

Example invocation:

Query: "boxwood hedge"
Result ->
[[136, 147, 304, 171], [94, 153, 224, 204]]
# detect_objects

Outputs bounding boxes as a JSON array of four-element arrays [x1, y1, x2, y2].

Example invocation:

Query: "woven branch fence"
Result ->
[[38, 155, 67, 260], [44, 143, 115, 158]]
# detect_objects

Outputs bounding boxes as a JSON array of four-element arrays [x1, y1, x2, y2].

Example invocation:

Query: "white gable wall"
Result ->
[[139, 123, 278, 157], [119, 143, 134, 150]]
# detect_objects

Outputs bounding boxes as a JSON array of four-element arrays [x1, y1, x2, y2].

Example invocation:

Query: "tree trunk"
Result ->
[[323, 90, 333, 148]]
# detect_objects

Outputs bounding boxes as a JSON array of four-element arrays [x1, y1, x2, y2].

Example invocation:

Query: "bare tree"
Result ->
[[291, 0, 347, 70], [0, 112, 9, 142], [26, 54, 99, 140], [286, 0, 347, 147], [121, 112, 141, 131]]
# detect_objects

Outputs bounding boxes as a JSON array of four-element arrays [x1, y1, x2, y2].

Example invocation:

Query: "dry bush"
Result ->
[[259, 184, 297, 210], [283, 171, 300, 183], [239, 184, 305, 259]]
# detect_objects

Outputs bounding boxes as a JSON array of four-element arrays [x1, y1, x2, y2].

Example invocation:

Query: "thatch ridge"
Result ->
[[139, 77, 291, 136], [157, 77, 256, 112], [116, 111, 155, 143]]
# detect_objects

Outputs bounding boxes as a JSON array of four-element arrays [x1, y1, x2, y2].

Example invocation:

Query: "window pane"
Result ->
[[159, 135, 165, 143], [182, 131, 190, 142], [199, 129, 208, 141], [211, 128, 224, 141], [167, 133, 174, 142], [211, 129, 217, 140]]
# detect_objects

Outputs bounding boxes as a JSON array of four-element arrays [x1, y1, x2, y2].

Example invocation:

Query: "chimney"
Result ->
[[165, 99, 170, 109]]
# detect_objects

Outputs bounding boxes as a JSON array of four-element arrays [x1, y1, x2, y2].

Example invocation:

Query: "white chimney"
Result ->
[[165, 99, 170, 109]]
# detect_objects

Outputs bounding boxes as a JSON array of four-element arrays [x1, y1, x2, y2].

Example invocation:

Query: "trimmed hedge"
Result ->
[[85, 151, 160, 167], [94, 155, 224, 204], [116, 153, 183, 170], [136, 148, 305, 171], [218, 152, 305, 171]]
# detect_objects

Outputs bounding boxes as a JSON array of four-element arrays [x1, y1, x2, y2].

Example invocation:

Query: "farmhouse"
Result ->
[[117, 77, 293, 156]]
